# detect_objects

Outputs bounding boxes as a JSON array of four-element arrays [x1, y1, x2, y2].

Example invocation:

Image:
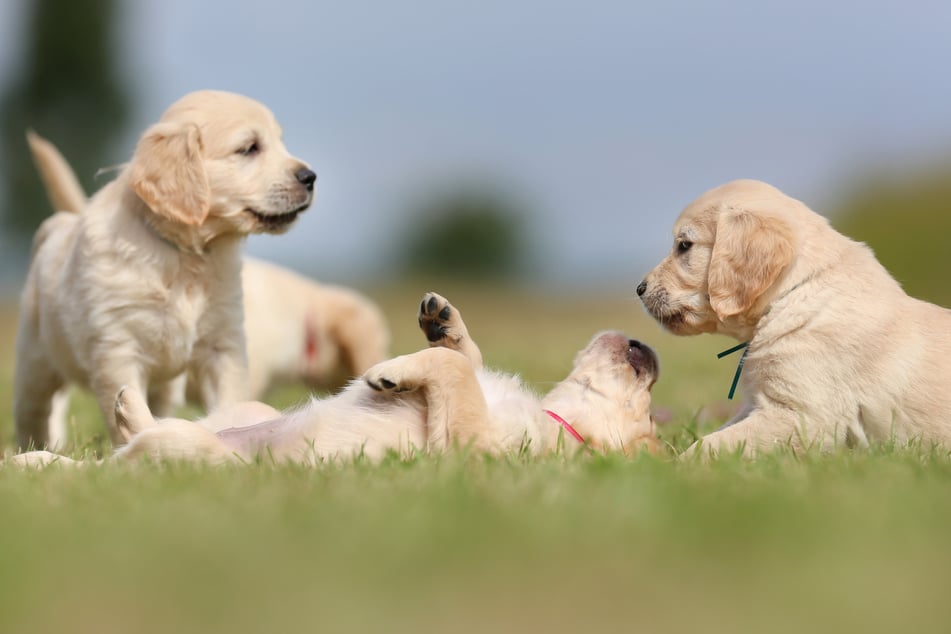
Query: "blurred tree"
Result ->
[[0, 0, 129, 251], [398, 187, 529, 280], [833, 166, 951, 305]]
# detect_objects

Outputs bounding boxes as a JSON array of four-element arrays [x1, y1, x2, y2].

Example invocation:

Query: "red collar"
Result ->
[[543, 409, 586, 444]]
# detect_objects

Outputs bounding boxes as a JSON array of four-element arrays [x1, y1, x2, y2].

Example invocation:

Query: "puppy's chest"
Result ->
[[144, 278, 215, 365]]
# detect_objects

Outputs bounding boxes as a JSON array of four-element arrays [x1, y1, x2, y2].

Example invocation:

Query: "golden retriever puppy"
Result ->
[[240, 257, 389, 396], [638, 179, 951, 457], [27, 132, 387, 404], [14, 91, 316, 450], [6, 293, 660, 467]]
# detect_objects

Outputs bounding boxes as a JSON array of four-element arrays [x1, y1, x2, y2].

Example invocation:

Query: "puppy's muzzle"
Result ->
[[296, 168, 317, 192], [627, 338, 659, 382]]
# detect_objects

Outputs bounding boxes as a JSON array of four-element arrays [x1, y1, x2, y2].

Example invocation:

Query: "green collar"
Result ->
[[717, 342, 749, 400]]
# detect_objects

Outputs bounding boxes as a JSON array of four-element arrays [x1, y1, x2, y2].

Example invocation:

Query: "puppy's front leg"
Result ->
[[191, 335, 249, 412], [417, 292, 483, 369], [364, 347, 492, 451], [684, 408, 843, 459], [147, 375, 186, 417]]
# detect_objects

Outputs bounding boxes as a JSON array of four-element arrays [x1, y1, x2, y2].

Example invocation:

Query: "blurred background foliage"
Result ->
[[0, 0, 950, 296], [833, 167, 951, 306], [396, 187, 530, 281], [0, 0, 129, 258]]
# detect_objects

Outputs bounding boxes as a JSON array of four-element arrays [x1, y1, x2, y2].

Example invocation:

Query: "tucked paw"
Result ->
[[418, 292, 457, 343], [363, 357, 418, 392]]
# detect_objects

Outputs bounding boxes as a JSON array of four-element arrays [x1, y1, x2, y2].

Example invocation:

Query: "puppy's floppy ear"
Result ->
[[708, 208, 794, 320], [129, 122, 210, 226]]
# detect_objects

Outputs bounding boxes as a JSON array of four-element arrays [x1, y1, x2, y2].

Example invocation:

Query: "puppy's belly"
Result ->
[[215, 418, 293, 458]]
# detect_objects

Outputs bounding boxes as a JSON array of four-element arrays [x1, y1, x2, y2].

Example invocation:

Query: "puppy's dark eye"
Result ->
[[237, 142, 260, 157], [677, 240, 693, 254]]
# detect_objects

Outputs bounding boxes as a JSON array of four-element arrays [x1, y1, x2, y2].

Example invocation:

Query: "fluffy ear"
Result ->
[[129, 122, 210, 226], [707, 209, 794, 320]]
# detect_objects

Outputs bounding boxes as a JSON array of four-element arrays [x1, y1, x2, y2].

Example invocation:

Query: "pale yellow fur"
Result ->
[[640, 179, 951, 456], [14, 90, 315, 449], [7, 293, 660, 467]]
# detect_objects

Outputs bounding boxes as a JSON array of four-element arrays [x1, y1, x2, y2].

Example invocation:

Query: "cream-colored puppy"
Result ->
[[15, 91, 316, 449], [240, 257, 389, 396], [7, 293, 660, 467], [638, 179, 951, 457], [27, 132, 387, 402]]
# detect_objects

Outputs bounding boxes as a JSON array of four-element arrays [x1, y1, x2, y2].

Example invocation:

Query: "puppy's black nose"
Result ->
[[636, 281, 647, 296], [296, 168, 317, 190]]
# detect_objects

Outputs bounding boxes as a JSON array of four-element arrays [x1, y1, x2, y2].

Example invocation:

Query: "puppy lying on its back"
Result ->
[[638, 179, 951, 456], [28, 132, 388, 405], [8, 293, 661, 467], [15, 91, 315, 450]]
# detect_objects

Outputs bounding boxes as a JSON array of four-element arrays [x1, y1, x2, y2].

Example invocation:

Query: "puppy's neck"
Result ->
[[119, 180, 209, 256]]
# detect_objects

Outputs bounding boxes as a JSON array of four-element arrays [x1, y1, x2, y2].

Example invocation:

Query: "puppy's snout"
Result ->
[[636, 280, 647, 297], [296, 168, 317, 191]]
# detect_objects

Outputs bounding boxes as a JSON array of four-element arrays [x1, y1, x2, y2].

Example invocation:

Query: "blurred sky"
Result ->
[[1, 0, 950, 290]]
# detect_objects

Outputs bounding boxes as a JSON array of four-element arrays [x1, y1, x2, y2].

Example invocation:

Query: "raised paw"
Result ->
[[418, 292, 456, 343], [416, 291, 483, 368], [364, 357, 420, 394], [114, 386, 156, 442]]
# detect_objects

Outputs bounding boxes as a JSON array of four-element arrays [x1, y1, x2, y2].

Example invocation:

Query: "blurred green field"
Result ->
[[1, 285, 950, 634]]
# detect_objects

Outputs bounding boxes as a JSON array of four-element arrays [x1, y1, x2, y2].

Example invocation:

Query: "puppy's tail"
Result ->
[[26, 129, 88, 214]]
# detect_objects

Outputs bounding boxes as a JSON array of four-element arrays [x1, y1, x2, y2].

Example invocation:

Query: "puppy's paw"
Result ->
[[114, 386, 156, 442], [418, 292, 459, 344], [364, 358, 421, 394]]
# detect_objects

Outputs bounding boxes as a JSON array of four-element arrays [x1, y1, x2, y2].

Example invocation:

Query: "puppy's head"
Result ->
[[129, 90, 316, 239], [543, 331, 659, 454], [638, 179, 797, 336]]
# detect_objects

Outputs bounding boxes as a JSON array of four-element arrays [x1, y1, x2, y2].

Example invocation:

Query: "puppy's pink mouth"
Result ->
[[245, 203, 309, 232], [626, 339, 660, 385]]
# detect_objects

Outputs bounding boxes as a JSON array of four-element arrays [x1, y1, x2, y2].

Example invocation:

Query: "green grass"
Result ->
[[1, 286, 950, 633]]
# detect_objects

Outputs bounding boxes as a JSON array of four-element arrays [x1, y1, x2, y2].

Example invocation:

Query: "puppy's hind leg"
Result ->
[[113, 421, 239, 465], [13, 344, 66, 451], [114, 386, 158, 442], [365, 347, 492, 451], [417, 292, 483, 369]]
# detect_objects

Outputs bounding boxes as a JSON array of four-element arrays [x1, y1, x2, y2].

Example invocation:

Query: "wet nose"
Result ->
[[296, 168, 317, 191], [636, 280, 647, 296]]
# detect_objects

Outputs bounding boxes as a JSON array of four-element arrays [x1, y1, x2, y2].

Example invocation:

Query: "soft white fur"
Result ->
[[239, 257, 389, 397], [7, 293, 660, 467], [27, 132, 386, 426], [639, 179, 951, 457], [14, 91, 315, 450]]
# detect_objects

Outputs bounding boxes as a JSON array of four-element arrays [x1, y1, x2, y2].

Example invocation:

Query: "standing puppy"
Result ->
[[27, 132, 388, 405], [14, 90, 315, 449], [638, 179, 951, 456]]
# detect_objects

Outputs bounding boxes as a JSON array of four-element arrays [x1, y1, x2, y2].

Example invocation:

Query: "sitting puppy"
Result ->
[[8, 293, 660, 467], [638, 179, 951, 456], [27, 132, 388, 403], [14, 91, 316, 450]]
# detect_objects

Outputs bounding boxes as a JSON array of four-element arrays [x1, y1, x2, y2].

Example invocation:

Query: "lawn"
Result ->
[[1, 284, 949, 634]]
